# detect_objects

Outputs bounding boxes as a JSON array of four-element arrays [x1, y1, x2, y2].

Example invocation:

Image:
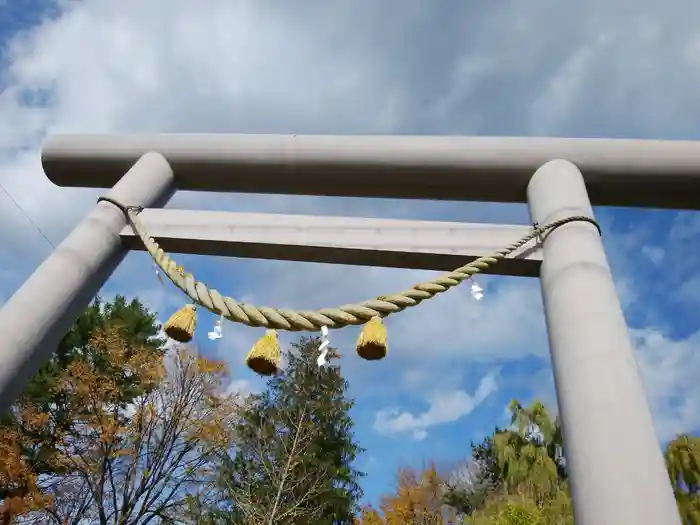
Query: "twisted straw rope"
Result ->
[[101, 197, 599, 332]]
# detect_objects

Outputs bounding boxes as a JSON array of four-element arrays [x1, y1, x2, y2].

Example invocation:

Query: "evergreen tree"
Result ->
[[441, 430, 503, 517], [215, 336, 364, 525]]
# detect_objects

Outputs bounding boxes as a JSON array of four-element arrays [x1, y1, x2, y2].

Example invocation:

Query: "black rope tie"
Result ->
[[535, 215, 602, 238], [97, 196, 143, 215]]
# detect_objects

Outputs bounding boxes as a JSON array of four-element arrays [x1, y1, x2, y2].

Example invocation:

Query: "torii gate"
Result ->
[[1, 134, 698, 525]]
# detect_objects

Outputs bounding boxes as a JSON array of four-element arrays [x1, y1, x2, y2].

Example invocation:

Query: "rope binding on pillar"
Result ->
[[97, 196, 601, 376]]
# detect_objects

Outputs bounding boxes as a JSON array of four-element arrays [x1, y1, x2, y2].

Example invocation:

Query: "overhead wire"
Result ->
[[0, 178, 56, 249]]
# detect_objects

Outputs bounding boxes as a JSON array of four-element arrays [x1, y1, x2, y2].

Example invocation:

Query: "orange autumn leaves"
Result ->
[[0, 324, 241, 522], [0, 393, 67, 518], [0, 426, 50, 519], [357, 463, 456, 525]]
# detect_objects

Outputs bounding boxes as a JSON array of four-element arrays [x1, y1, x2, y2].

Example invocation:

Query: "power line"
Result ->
[[0, 179, 56, 249]]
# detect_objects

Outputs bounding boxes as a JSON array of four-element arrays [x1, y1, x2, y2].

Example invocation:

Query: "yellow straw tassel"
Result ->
[[163, 304, 197, 343], [246, 330, 281, 376], [356, 316, 388, 361]]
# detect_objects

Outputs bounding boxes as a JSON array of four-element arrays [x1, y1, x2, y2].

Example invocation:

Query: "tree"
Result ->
[[355, 506, 384, 525], [18, 295, 165, 412], [665, 434, 700, 524], [16, 325, 240, 525], [491, 401, 564, 503], [357, 463, 455, 525], [453, 401, 700, 525], [441, 432, 503, 518], [465, 495, 545, 525], [214, 336, 364, 525], [0, 422, 51, 522], [440, 399, 572, 524], [462, 490, 573, 525], [0, 295, 164, 520]]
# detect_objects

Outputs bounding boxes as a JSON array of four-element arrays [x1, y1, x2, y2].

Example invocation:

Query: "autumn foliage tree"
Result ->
[[0, 296, 241, 525], [357, 464, 455, 525], [0, 421, 52, 520], [0, 296, 164, 521], [25, 327, 241, 525]]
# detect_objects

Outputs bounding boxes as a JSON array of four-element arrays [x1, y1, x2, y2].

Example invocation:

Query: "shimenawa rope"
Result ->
[[98, 197, 601, 332]]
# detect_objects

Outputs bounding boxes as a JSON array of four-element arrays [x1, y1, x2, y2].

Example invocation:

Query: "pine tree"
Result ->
[[215, 336, 364, 525], [441, 430, 504, 518]]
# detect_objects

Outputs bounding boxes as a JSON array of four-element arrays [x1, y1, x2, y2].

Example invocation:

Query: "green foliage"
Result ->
[[214, 336, 364, 525], [491, 401, 564, 503], [464, 495, 545, 525], [473, 431, 507, 489], [493, 500, 543, 525], [538, 487, 573, 525], [666, 434, 700, 524], [442, 432, 503, 516], [464, 491, 572, 525], [674, 491, 700, 525]]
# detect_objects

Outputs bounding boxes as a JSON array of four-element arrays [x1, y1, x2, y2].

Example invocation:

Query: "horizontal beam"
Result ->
[[43, 134, 700, 210], [119, 209, 542, 277]]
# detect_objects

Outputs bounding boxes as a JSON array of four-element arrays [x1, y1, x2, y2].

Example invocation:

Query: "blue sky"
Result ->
[[1, 0, 700, 509]]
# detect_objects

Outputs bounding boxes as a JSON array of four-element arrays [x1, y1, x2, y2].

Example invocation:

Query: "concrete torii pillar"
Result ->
[[528, 160, 680, 525], [0, 151, 175, 412]]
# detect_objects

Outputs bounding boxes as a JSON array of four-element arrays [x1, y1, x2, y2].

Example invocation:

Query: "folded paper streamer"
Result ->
[[470, 281, 484, 301], [317, 326, 330, 368], [208, 315, 223, 340]]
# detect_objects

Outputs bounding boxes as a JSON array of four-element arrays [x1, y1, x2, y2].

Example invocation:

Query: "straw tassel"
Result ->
[[246, 330, 281, 376], [163, 304, 197, 343], [356, 316, 388, 361]]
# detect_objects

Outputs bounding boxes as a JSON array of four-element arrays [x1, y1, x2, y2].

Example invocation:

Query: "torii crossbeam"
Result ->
[[3, 134, 699, 525]]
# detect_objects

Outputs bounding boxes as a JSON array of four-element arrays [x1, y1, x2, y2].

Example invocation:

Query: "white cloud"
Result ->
[[521, 325, 700, 443], [641, 245, 665, 266], [226, 379, 255, 398], [633, 327, 700, 442], [373, 370, 499, 440]]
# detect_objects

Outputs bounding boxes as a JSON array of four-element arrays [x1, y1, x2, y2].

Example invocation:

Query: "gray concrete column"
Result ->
[[0, 152, 175, 414], [527, 159, 680, 525]]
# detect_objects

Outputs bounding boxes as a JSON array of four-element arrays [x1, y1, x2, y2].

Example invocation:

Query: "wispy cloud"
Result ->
[[374, 370, 500, 441]]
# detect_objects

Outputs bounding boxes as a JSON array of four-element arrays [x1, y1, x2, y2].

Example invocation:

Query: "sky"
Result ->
[[1, 0, 700, 509]]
